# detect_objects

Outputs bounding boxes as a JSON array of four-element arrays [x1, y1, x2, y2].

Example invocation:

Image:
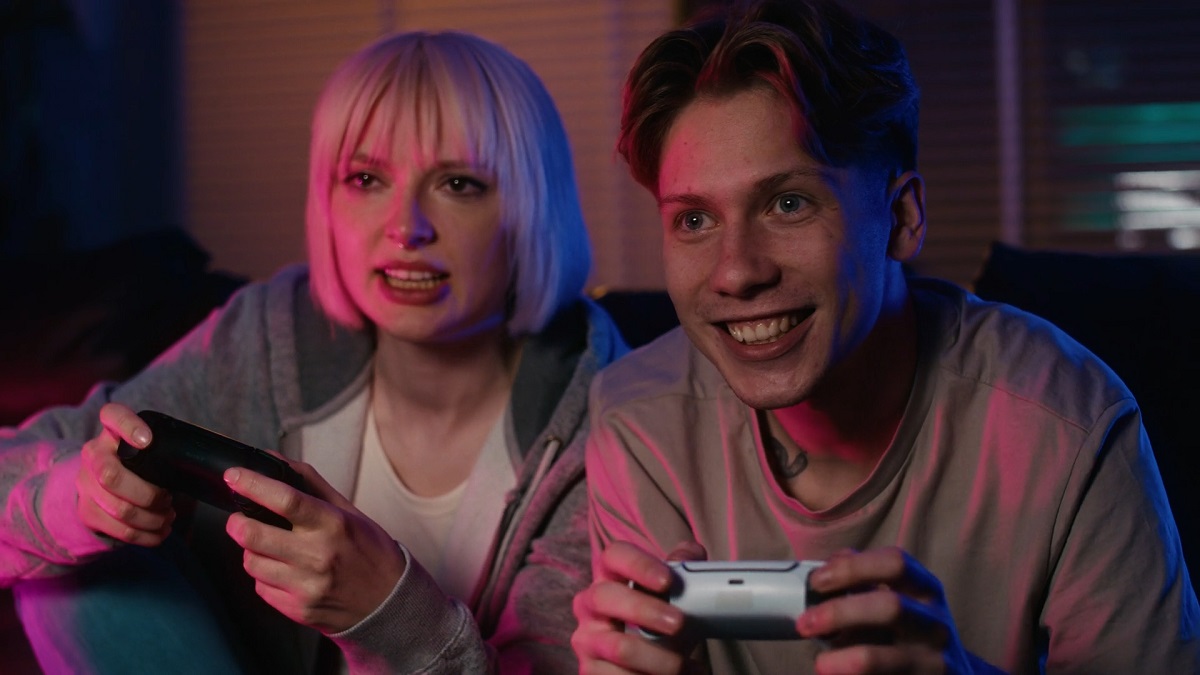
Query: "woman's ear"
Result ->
[[888, 171, 927, 262]]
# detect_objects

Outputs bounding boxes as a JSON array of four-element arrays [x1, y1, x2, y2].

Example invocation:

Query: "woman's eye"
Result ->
[[345, 172, 379, 189], [444, 175, 487, 195], [772, 193, 807, 215]]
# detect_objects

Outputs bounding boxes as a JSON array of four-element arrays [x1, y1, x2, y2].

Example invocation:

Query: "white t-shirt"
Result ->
[[353, 402, 517, 603]]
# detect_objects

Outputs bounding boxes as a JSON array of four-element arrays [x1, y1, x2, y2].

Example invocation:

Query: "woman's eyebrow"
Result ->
[[346, 151, 388, 167]]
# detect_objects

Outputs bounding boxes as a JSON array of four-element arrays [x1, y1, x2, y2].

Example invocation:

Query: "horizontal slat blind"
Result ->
[[184, 1, 382, 280], [1021, 0, 1200, 255], [187, 1, 1198, 291], [849, 0, 1005, 286]]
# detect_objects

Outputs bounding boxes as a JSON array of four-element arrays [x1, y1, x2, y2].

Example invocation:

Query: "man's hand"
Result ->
[[572, 540, 707, 675], [223, 460, 405, 634], [76, 402, 175, 545], [797, 548, 1000, 674]]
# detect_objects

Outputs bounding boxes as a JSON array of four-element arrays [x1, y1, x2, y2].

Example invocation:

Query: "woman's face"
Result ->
[[329, 118, 511, 344]]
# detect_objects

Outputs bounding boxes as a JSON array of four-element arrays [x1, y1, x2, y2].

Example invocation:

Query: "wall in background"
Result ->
[[186, 0, 1012, 289], [852, 0, 1007, 284], [0, 0, 180, 256], [5, 1, 1195, 291], [1021, 0, 1200, 253]]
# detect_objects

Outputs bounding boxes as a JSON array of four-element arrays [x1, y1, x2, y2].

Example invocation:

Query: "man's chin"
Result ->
[[734, 389, 808, 411], [722, 371, 812, 410], [695, 346, 810, 410]]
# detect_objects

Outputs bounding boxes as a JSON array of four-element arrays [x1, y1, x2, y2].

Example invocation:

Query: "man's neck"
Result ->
[[765, 296, 919, 509]]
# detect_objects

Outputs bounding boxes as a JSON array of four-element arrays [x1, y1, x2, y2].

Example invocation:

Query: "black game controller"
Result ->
[[635, 560, 832, 643], [118, 410, 306, 530]]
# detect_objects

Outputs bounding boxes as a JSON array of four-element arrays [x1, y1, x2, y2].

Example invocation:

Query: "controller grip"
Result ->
[[118, 410, 305, 529], [634, 560, 830, 643]]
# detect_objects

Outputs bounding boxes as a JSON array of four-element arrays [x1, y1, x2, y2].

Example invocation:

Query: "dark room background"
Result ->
[[3, 0, 1198, 288]]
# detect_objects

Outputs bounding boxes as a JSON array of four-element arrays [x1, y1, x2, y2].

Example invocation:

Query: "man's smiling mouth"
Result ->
[[725, 311, 808, 345]]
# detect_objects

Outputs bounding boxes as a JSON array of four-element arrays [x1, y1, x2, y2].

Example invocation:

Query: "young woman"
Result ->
[[2, 31, 625, 673]]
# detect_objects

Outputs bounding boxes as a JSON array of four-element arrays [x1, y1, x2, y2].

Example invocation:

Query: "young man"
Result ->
[[572, 1, 1200, 673]]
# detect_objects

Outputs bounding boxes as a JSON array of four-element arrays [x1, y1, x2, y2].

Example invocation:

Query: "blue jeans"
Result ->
[[13, 538, 247, 675]]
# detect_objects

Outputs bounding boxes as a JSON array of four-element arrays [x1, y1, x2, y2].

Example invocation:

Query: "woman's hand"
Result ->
[[797, 547, 1002, 675], [75, 402, 175, 545], [572, 540, 706, 675], [223, 460, 406, 634]]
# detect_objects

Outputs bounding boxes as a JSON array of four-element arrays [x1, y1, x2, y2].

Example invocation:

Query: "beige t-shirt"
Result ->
[[587, 279, 1200, 674]]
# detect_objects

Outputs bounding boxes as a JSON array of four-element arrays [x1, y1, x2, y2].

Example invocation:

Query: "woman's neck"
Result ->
[[374, 327, 519, 411], [370, 327, 522, 497]]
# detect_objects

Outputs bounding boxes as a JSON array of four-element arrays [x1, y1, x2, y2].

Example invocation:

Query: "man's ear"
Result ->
[[887, 171, 926, 262]]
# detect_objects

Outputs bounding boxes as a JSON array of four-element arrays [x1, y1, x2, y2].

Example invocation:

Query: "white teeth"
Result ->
[[382, 269, 444, 290], [384, 269, 438, 281], [726, 314, 799, 345]]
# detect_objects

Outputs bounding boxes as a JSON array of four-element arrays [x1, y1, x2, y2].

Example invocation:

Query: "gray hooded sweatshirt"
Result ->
[[0, 264, 628, 673]]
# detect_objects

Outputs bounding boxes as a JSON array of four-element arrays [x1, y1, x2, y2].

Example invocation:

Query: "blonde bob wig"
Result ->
[[306, 31, 591, 336]]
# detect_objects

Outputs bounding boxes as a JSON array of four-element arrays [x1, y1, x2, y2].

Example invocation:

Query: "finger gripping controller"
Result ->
[[118, 410, 305, 530], [640, 560, 830, 642]]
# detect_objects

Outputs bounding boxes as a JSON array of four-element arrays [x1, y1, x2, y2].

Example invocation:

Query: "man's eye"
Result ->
[[679, 211, 710, 232], [774, 193, 806, 214]]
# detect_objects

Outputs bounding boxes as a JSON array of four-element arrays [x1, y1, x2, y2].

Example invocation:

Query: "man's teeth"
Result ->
[[727, 314, 799, 344], [383, 269, 444, 290]]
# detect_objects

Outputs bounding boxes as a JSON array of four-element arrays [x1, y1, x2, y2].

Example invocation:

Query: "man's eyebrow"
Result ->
[[657, 168, 829, 208], [754, 168, 828, 193], [657, 192, 709, 209]]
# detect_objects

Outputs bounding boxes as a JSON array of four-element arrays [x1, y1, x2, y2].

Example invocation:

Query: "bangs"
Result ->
[[307, 30, 590, 334], [334, 39, 506, 180]]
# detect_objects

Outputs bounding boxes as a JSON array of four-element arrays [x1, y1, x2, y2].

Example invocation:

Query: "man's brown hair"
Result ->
[[618, 0, 920, 193]]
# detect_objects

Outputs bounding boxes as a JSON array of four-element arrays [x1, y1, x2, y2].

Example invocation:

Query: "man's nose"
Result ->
[[708, 221, 780, 297]]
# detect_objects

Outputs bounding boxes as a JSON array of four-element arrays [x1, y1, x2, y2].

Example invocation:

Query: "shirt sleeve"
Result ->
[[333, 436, 591, 674], [329, 545, 492, 674], [0, 281, 277, 584], [1041, 403, 1200, 673]]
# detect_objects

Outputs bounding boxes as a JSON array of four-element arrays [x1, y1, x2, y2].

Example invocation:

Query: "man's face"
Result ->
[[657, 86, 906, 410]]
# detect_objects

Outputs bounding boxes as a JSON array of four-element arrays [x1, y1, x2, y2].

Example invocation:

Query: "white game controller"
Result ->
[[635, 560, 830, 642]]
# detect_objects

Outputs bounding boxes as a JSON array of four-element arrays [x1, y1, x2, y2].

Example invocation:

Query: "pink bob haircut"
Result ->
[[305, 31, 592, 336]]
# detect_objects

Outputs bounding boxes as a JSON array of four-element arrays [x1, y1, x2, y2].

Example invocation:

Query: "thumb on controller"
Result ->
[[666, 541, 708, 563]]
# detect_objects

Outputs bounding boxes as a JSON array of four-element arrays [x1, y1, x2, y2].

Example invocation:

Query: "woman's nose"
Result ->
[[386, 207, 437, 250]]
